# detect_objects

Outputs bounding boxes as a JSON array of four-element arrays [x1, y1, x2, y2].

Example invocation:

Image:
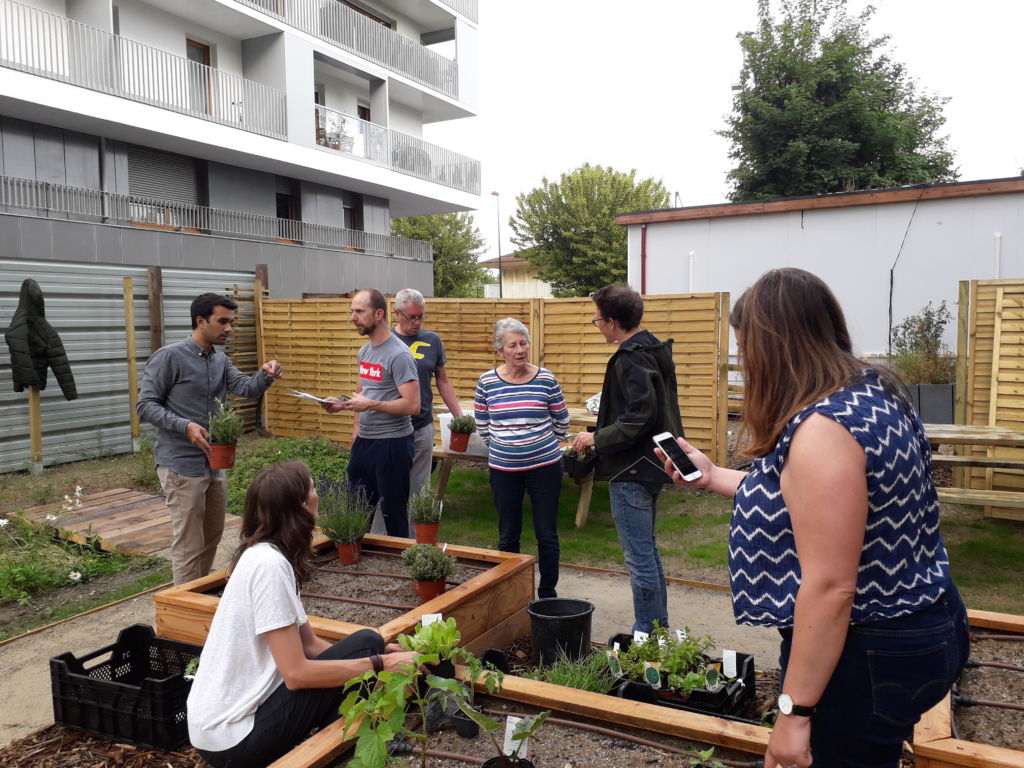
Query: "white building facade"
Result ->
[[0, 0, 480, 296], [619, 178, 1024, 355]]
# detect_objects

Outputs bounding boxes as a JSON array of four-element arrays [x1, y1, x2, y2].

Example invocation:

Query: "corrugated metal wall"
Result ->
[[0, 258, 255, 472]]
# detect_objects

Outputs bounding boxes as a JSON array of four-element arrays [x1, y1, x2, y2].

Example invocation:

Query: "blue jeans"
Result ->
[[779, 581, 969, 768], [489, 462, 562, 598], [609, 481, 669, 633], [348, 435, 414, 538]]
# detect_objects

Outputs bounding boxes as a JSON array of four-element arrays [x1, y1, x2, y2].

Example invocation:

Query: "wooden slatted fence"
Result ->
[[259, 294, 731, 464]]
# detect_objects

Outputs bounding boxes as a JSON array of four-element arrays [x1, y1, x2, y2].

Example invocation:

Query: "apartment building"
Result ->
[[0, 0, 480, 296]]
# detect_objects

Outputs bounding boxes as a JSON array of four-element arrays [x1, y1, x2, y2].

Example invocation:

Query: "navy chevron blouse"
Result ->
[[730, 371, 951, 628]]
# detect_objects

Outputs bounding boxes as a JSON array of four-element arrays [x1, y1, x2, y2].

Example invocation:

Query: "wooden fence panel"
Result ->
[[259, 294, 730, 463]]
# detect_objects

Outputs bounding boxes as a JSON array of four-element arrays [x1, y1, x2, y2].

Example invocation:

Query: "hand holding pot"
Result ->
[[186, 421, 212, 459]]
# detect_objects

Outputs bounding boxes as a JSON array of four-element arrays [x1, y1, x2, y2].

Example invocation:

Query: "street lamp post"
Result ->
[[490, 190, 502, 299]]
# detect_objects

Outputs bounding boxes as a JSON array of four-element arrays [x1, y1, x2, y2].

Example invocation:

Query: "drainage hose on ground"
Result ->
[[481, 707, 763, 768], [966, 659, 1024, 673], [953, 694, 1024, 712], [971, 633, 1024, 641]]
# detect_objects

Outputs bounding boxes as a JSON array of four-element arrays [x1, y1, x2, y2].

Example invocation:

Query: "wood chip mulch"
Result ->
[[0, 725, 204, 768]]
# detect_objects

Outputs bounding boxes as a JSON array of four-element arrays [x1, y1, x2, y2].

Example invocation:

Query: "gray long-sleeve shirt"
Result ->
[[137, 337, 273, 476]]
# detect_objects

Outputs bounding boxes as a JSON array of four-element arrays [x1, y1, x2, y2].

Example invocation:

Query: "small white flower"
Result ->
[[0, 518, 8, 527], [68, 571, 82, 582], [64, 495, 73, 503], [75, 486, 83, 494], [46, 513, 58, 521]]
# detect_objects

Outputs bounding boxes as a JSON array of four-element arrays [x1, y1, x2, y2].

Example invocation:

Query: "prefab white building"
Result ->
[[618, 177, 1024, 355]]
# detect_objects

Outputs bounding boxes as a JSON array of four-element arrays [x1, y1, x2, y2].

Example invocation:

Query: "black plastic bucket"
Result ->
[[527, 597, 595, 666]]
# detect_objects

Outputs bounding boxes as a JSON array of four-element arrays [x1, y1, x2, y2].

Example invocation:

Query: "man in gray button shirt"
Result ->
[[138, 293, 283, 584]]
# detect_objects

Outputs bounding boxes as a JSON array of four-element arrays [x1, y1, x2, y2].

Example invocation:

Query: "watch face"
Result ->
[[778, 692, 794, 715]]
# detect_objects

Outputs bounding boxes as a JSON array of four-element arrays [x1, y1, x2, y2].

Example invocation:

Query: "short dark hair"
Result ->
[[592, 284, 643, 331], [356, 288, 388, 317], [191, 293, 237, 329]]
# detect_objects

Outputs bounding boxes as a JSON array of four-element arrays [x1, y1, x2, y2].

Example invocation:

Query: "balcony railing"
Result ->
[[484, 282, 553, 299], [0, 0, 287, 140], [315, 105, 480, 195], [437, 0, 478, 23], [238, 0, 457, 100], [0, 175, 433, 261]]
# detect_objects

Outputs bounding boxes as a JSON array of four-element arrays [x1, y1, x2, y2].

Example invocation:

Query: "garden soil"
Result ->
[[0, 539, 780, 750]]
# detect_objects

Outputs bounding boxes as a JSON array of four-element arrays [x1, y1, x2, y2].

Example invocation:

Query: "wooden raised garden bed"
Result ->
[[913, 608, 1024, 768], [153, 535, 535, 646], [267, 608, 770, 768]]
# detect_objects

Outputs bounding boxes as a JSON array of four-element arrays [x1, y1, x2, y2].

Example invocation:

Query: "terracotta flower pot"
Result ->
[[412, 578, 446, 604], [336, 541, 361, 565], [449, 431, 471, 452], [414, 522, 439, 544], [208, 443, 237, 470]]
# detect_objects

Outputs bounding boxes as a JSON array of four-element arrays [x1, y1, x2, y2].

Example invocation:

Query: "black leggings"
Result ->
[[198, 628, 385, 768]]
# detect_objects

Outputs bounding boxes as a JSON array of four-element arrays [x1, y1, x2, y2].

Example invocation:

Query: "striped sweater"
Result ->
[[474, 367, 569, 471]]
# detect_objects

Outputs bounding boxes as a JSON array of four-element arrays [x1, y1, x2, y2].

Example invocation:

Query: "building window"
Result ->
[[186, 40, 212, 115], [341, 1, 392, 28], [343, 192, 363, 231], [276, 177, 301, 243]]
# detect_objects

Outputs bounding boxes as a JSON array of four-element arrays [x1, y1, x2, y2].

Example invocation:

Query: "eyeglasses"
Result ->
[[397, 309, 426, 322], [590, 317, 605, 327]]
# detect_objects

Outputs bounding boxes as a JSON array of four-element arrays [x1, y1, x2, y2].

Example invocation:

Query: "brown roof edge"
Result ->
[[615, 176, 1024, 226]]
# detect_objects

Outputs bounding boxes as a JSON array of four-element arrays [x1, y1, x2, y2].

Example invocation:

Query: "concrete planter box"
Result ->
[[153, 535, 536, 646], [913, 609, 1024, 768]]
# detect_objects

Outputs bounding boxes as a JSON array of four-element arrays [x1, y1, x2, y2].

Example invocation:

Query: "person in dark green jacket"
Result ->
[[4, 278, 77, 400], [573, 284, 683, 632]]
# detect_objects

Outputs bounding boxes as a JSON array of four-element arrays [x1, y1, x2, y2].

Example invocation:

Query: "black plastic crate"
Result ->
[[50, 624, 202, 750], [607, 633, 755, 716]]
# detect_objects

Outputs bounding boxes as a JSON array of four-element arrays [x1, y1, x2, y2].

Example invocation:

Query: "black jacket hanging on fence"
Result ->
[[4, 278, 78, 400]]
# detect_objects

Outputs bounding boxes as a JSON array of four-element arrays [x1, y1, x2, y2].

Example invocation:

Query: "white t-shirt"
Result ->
[[187, 543, 308, 752]]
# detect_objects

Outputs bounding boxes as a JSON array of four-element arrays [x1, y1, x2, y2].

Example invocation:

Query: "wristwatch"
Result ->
[[777, 693, 816, 717]]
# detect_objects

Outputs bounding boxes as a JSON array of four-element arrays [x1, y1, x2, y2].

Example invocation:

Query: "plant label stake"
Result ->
[[502, 716, 528, 760], [643, 662, 662, 689], [675, 629, 688, 642], [722, 649, 737, 678], [633, 630, 649, 644], [605, 649, 622, 677], [422, 613, 442, 626]]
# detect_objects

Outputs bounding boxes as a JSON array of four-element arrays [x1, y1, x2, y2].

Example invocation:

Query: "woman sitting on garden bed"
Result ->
[[186, 460, 418, 767]]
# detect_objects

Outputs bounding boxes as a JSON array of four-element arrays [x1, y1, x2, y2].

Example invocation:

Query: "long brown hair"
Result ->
[[731, 268, 907, 457], [231, 460, 315, 584]]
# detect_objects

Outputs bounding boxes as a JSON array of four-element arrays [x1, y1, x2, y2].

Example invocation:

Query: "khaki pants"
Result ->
[[158, 466, 228, 585]]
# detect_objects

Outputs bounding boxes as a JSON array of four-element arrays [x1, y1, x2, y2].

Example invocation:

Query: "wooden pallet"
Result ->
[[17, 487, 240, 557]]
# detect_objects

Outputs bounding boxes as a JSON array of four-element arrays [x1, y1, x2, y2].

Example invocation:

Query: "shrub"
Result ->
[[226, 437, 348, 514], [408, 486, 442, 524], [449, 415, 477, 434], [208, 399, 243, 445], [890, 301, 957, 384], [401, 543, 457, 582]]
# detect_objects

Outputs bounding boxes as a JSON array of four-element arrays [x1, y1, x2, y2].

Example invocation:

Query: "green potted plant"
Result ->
[[408, 486, 442, 544], [458, 706, 550, 768], [561, 443, 596, 479], [448, 414, 477, 452], [401, 543, 457, 603], [207, 398, 243, 469], [339, 627, 503, 768], [397, 616, 463, 677], [317, 477, 372, 564]]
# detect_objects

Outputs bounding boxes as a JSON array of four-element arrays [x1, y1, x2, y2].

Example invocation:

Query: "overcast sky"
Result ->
[[426, 0, 1024, 263]]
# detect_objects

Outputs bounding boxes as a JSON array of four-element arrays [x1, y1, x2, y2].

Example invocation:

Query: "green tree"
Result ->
[[391, 213, 488, 298], [721, 0, 958, 201], [509, 164, 669, 297]]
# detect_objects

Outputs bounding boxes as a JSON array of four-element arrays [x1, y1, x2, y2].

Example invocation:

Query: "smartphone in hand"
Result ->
[[652, 432, 703, 482]]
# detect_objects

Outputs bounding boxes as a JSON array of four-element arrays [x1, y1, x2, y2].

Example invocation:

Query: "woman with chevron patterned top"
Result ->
[[655, 268, 968, 768]]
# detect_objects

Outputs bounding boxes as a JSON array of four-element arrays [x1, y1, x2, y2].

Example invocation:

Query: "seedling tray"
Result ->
[[50, 624, 201, 749], [607, 633, 755, 716]]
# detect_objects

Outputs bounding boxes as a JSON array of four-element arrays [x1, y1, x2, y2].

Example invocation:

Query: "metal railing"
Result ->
[[0, 0, 287, 140], [315, 105, 480, 195], [0, 175, 433, 261], [436, 0, 478, 23], [237, 0, 458, 99]]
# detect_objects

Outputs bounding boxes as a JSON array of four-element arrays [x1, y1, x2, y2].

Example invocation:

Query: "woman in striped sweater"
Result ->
[[474, 317, 570, 598]]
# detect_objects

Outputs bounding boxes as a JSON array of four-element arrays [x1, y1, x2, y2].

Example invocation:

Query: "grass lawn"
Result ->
[[1, 434, 1021, 630]]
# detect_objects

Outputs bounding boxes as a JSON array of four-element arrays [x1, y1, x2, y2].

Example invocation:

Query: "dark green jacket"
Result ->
[[4, 278, 78, 400], [593, 329, 683, 483]]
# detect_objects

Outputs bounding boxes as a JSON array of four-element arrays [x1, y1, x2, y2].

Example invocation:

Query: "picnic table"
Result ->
[[924, 423, 1024, 518], [434, 403, 598, 528]]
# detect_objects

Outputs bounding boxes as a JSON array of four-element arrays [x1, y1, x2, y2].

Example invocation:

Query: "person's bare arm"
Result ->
[[435, 365, 462, 417], [764, 413, 867, 768], [265, 624, 419, 690]]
